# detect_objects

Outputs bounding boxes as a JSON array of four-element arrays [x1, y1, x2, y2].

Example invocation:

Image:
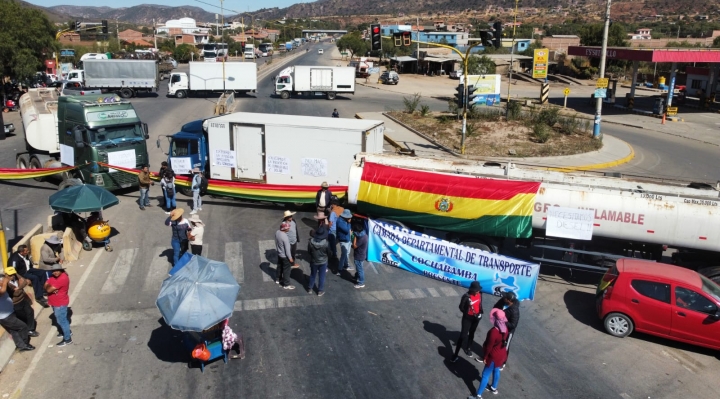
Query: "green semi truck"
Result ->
[[16, 88, 150, 190]]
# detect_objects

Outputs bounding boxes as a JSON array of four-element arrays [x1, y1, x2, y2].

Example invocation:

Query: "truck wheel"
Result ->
[[327, 92, 337, 100], [119, 88, 133, 99], [698, 267, 720, 285], [459, 239, 498, 253], [280, 91, 290, 99], [29, 157, 44, 182], [16, 154, 29, 169], [175, 90, 187, 99]]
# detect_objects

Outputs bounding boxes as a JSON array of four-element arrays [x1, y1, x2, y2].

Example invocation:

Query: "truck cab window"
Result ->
[[171, 75, 180, 84], [171, 139, 191, 156]]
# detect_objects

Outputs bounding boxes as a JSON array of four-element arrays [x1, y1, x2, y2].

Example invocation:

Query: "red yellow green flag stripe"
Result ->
[[357, 162, 541, 238], [98, 163, 346, 203], [0, 166, 77, 180]]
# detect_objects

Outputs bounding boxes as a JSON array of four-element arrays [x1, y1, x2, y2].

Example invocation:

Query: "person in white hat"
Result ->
[[315, 182, 333, 214], [283, 210, 300, 268], [190, 167, 203, 215], [188, 214, 205, 256], [40, 235, 64, 269], [274, 221, 295, 289]]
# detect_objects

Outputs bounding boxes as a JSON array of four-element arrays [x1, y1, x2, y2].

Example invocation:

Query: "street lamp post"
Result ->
[[506, 0, 520, 121], [593, 0, 613, 139]]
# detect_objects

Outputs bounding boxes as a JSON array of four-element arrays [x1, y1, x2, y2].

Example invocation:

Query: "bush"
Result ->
[[469, 107, 503, 121], [531, 123, 552, 143], [420, 104, 431, 116], [535, 107, 560, 127], [507, 101, 522, 120], [403, 93, 422, 114], [558, 115, 580, 135], [447, 99, 459, 115], [458, 122, 479, 137]]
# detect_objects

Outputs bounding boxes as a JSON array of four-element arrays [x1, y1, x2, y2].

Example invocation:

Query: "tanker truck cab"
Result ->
[[57, 95, 149, 189]]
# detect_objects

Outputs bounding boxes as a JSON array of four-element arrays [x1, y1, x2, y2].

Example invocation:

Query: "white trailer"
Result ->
[[275, 66, 355, 100], [168, 62, 257, 98], [347, 153, 720, 279], [204, 113, 384, 186], [83, 59, 158, 98]]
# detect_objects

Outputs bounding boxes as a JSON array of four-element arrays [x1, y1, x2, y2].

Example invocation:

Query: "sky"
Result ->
[[25, 0, 314, 13]]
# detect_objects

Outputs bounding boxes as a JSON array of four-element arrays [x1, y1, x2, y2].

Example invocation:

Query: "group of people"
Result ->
[[138, 163, 204, 215], [0, 237, 74, 352], [272, 182, 368, 293], [164, 208, 205, 266], [453, 283, 521, 399]]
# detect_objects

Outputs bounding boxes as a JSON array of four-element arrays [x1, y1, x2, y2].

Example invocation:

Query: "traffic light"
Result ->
[[455, 84, 478, 109], [402, 31, 411, 46], [75, 20, 81, 32], [492, 21, 502, 49], [370, 24, 381, 51], [393, 32, 402, 47], [101, 20, 108, 34], [240, 41, 246, 52], [478, 30, 494, 48]]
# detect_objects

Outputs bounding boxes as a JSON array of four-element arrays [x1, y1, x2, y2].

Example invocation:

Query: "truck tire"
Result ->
[[698, 267, 720, 285], [459, 239, 498, 253], [327, 92, 337, 100], [119, 88, 134, 99], [29, 157, 44, 182], [16, 154, 29, 169], [280, 91, 290, 99], [175, 90, 187, 99]]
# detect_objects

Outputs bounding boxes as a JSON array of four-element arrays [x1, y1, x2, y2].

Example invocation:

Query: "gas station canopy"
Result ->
[[568, 46, 720, 63]]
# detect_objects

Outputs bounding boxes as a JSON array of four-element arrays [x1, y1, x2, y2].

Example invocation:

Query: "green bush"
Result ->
[[558, 115, 580, 135], [535, 107, 560, 127], [420, 104, 431, 116], [403, 93, 422, 114], [531, 123, 552, 143], [507, 101, 522, 120], [469, 107, 503, 121]]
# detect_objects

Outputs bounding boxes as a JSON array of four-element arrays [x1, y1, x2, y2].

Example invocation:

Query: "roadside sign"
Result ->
[[594, 88, 607, 98], [666, 107, 678, 116], [563, 88, 570, 96], [596, 78, 609, 88], [532, 48, 549, 80]]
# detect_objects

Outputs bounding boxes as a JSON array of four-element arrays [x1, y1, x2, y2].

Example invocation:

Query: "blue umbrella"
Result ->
[[156, 255, 240, 332]]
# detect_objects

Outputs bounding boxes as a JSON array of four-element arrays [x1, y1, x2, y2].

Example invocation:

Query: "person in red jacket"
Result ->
[[451, 281, 483, 362], [469, 308, 508, 398]]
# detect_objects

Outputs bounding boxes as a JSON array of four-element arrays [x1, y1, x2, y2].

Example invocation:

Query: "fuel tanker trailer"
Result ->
[[346, 153, 720, 281]]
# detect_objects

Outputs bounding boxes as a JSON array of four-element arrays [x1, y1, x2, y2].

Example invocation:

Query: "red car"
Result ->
[[597, 259, 720, 350]]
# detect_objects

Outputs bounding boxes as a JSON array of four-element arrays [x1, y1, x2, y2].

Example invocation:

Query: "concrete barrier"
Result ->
[[214, 92, 235, 115]]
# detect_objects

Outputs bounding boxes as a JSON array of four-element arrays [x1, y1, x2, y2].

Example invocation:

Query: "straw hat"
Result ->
[[283, 210, 296, 218], [170, 208, 185, 221], [190, 214, 204, 225], [313, 211, 327, 220]]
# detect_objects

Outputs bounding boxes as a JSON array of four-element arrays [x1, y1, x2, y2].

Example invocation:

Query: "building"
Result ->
[[157, 18, 210, 35], [541, 35, 581, 58], [685, 66, 720, 96], [380, 25, 469, 47], [628, 28, 652, 40], [501, 38, 532, 53]]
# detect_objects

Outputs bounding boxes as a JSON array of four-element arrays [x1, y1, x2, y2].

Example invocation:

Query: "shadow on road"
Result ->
[[423, 320, 480, 394], [147, 318, 188, 363], [563, 290, 604, 332]]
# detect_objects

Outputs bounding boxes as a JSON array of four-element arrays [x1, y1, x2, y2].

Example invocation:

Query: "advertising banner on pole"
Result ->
[[532, 48, 549, 79], [368, 219, 540, 300]]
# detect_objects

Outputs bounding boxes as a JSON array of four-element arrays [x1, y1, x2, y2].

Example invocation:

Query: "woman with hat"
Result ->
[[165, 209, 190, 265], [335, 209, 353, 275], [44, 263, 72, 347], [283, 210, 300, 268], [306, 224, 331, 296], [187, 214, 205, 256], [451, 281, 484, 363]]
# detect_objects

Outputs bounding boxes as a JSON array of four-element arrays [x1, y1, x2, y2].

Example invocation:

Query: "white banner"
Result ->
[[300, 158, 327, 177], [107, 150, 136, 173], [213, 149, 236, 168], [546, 206, 595, 240], [59, 144, 74, 166], [170, 157, 192, 175], [266, 155, 290, 175]]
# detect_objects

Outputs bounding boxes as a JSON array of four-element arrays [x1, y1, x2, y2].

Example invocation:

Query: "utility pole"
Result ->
[[593, 0, 612, 139], [221, 0, 225, 92], [116, 20, 120, 47], [506, 0, 520, 121], [416, 16, 419, 74], [153, 19, 157, 49]]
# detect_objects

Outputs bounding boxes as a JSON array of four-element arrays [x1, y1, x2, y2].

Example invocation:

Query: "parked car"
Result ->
[[318, 49, 324, 54], [596, 258, 720, 350], [379, 71, 399, 85], [450, 70, 463, 79]]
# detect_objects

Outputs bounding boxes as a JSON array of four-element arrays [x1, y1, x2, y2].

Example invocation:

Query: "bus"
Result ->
[[202, 43, 228, 61]]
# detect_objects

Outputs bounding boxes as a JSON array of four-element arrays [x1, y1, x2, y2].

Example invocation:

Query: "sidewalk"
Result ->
[[357, 111, 634, 171]]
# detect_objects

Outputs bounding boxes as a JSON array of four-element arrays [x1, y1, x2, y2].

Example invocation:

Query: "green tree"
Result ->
[[466, 55, 496, 75], [173, 44, 198, 62], [158, 38, 176, 53], [0, 0, 58, 80], [713, 36, 720, 48], [579, 23, 628, 47], [336, 32, 368, 59]]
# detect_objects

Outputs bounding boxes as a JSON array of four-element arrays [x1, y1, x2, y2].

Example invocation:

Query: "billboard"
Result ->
[[533, 48, 549, 79], [465, 74, 501, 107]]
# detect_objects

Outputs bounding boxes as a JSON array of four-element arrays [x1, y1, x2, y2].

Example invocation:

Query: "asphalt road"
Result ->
[[0, 42, 719, 399]]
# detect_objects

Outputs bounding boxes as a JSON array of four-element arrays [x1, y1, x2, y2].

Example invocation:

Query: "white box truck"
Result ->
[[275, 66, 355, 100], [168, 62, 257, 98], [82, 59, 158, 99], [244, 44, 256, 59]]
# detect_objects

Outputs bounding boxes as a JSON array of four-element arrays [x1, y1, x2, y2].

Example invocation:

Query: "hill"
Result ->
[[45, 3, 218, 25]]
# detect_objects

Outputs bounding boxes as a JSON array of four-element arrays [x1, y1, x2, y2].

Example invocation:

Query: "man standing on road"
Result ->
[[45, 264, 72, 347], [0, 270, 34, 351], [335, 209, 352, 276], [190, 168, 203, 215], [307, 224, 331, 296], [165, 209, 190, 265], [485, 291, 520, 370], [315, 182, 333, 214], [283, 211, 300, 268], [451, 281, 483, 362], [275, 221, 295, 290], [332, 109, 339, 118], [351, 220, 368, 288], [9, 245, 48, 308], [5, 268, 40, 338], [138, 164, 154, 210], [327, 198, 343, 261]]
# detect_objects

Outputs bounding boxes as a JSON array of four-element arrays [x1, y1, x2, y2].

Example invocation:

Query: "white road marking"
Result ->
[[142, 247, 169, 292], [73, 308, 160, 325], [440, 286, 460, 297], [11, 250, 104, 398], [225, 241, 244, 284], [258, 239, 277, 282], [359, 290, 394, 302], [619, 393, 632, 399], [426, 287, 440, 297], [395, 288, 427, 300], [100, 248, 138, 294]]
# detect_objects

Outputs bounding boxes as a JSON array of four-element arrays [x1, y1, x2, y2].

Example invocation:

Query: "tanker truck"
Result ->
[[16, 88, 150, 190], [347, 153, 720, 282]]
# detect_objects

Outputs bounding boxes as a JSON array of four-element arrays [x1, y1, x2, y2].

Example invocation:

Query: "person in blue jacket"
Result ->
[[335, 209, 352, 275]]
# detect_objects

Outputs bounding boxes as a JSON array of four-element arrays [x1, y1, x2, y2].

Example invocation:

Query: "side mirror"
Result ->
[[143, 123, 149, 139], [713, 311, 720, 320], [73, 127, 85, 148]]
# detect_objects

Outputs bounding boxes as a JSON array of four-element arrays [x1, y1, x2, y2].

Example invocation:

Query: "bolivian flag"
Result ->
[[357, 162, 541, 238]]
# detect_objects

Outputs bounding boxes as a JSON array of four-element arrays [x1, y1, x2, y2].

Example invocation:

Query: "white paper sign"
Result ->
[[107, 149, 137, 173], [546, 206, 595, 240], [214, 149, 236, 168], [170, 157, 192, 175], [266, 155, 290, 175], [301, 158, 327, 177], [59, 144, 74, 166]]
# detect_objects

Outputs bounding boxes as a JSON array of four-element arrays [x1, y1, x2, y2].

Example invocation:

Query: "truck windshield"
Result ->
[[171, 138, 199, 157], [89, 125, 143, 145]]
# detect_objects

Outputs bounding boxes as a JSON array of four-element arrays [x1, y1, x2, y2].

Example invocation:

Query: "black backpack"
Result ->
[[165, 181, 175, 197], [199, 175, 209, 194]]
